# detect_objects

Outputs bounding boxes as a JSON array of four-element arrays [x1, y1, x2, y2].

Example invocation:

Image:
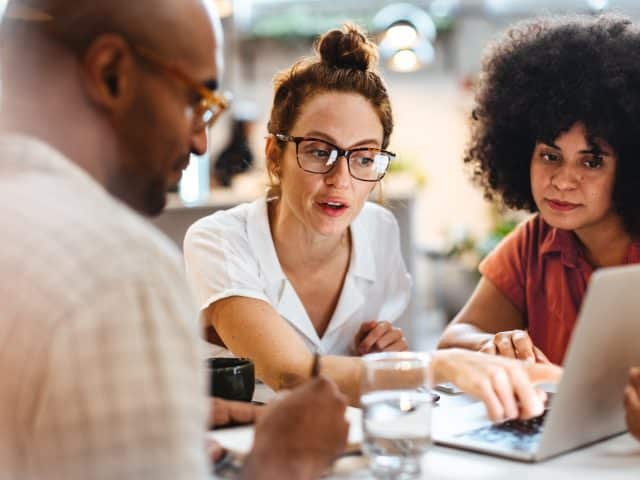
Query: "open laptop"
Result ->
[[434, 264, 640, 462]]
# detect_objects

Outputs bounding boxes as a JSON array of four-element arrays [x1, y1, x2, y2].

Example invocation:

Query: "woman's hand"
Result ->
[[479, 329, 550, 364], [432, 349, 562, 422], [624, 367, 640, 441], [353, 321, 408, 356]]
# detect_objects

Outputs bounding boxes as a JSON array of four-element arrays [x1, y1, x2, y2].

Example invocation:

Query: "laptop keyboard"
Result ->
[[455, 410, 548, 453]]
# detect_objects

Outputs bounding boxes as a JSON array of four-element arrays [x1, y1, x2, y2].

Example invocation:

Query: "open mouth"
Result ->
[[317, 200, 350, 216], [320, 201, 347, 210]]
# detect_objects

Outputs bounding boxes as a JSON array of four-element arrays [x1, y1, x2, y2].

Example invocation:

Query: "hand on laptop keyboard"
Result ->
[[432, 349, 562, 422]]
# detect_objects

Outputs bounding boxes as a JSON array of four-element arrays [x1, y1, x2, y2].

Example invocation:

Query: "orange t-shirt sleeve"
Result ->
[[478, 220, 532, 313]]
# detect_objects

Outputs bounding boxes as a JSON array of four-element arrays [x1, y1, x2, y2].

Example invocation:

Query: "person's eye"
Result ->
[[584, 155, 604, 169], [310, 149, 330, 158], [541, 152, 559, 163], [356, 156, 374, 166]]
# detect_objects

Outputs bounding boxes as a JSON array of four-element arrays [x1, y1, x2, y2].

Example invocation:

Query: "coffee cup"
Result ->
[[207, 357, 255, 402]]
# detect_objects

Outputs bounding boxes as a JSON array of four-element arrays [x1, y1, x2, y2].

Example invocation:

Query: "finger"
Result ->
[[372, 328, 403, 351], [533, 346, 552, 365], [494, 333, 517, 359], [358, 322, 392, 354], [480, 341, 497, 355], [489, 368, 519, 420], [206, 439, 227, 463], [511, 331, 535, 363], [507, 364, 544, 419], [382, 337, 409, 352], [625, 385, 640, 441], [353, 320, 377, 345], [526, 363, 563, 385], [536, 388, 548, 407], [211, 398, 261, 427], [227, 401, 261, 424], [630, 367, 640, 389], [625, 384, 640, 410], [475, 378, 505, 422]]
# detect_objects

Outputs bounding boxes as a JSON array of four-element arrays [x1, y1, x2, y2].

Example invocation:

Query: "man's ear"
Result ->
[[80, 34, 136, 113]]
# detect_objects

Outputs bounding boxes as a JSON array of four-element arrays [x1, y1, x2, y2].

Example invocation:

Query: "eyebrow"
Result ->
[[303, 131, 381, 148], [542, 142, 611, 156]]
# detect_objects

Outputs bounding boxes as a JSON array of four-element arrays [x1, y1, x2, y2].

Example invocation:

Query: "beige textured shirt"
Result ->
[[0, 135, 209, 480]]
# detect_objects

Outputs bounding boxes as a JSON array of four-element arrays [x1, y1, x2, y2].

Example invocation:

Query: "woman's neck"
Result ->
[[574, 215, 632, 268], [268, 199, 350, 272]]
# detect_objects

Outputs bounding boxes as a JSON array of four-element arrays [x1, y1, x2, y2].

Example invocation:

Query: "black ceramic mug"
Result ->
[[207, 357, 255, 402]]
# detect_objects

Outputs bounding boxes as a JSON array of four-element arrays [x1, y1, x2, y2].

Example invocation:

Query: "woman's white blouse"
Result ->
[[183, 197, 412, 356]]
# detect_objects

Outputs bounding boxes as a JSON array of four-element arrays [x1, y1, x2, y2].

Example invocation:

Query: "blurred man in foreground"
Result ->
[[0, 1, 347, 479]]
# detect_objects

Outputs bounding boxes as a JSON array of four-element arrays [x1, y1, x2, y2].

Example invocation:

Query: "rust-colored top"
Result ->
[[479, 215, 640, 365]]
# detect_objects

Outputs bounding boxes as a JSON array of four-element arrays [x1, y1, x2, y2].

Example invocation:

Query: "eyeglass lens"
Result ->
[[297, 139, 391, 181]]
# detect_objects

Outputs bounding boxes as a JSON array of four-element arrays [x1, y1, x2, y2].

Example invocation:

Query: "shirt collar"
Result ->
[[348, 206, 377, 282], [539, 224, 580, 268], [246, 197, 284, 285], [245, 198, 378, 348]]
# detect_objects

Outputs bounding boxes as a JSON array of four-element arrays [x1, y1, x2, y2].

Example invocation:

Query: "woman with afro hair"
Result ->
[[438, 13, 640, 429]]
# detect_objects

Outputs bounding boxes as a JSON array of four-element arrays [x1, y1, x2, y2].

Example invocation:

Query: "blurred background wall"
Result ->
[[194, 0, 640, 345]]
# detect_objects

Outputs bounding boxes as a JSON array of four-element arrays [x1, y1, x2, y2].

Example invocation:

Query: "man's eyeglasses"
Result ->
[[274, 134, 395, 182], [132, 45, 230, 130]]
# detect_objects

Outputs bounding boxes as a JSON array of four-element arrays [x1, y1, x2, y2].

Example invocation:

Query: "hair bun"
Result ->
[[316, 23, 378, 71]]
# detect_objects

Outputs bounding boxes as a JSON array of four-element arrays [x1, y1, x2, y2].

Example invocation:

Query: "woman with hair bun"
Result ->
[[184, 24, 559, 413]]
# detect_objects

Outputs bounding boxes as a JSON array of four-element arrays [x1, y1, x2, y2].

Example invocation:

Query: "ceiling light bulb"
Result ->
[[385, 23, 418, 50], [390, 49, 420, 73]]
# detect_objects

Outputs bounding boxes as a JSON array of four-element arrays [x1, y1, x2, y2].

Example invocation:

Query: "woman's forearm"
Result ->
[[259, 353, 363, 406], [437, 322, 494, 351]]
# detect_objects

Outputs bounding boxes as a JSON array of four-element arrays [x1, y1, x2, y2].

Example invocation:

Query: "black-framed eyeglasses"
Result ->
[[274, 134, 395, 182]]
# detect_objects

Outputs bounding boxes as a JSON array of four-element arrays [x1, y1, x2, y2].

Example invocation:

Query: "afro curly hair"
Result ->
[[466, 13, 640, 235]]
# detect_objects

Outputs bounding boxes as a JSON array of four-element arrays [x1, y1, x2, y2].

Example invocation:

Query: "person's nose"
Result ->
[[551, 163, 580, 190], [190, 126, 208, 156], [324, 155, 351, 189]]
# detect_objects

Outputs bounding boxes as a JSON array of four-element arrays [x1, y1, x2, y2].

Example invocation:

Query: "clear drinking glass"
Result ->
[[361, 352, 433, 479]]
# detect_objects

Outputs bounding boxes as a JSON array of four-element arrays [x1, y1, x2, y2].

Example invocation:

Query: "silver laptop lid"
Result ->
[[537, 264, 640, 460]]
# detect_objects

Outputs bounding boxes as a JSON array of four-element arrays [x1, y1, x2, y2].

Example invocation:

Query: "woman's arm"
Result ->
[[208, 295, 561, 419], [438, 277, 547, 362], [205, 296, 364, 405]]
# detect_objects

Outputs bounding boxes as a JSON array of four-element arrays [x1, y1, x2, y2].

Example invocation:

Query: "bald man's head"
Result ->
[[1, 0, 225, 216], [4, 0, 221, 61]]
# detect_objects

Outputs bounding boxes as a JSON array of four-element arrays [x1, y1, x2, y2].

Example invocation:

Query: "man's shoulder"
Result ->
[[0, 138, 183, 315]]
